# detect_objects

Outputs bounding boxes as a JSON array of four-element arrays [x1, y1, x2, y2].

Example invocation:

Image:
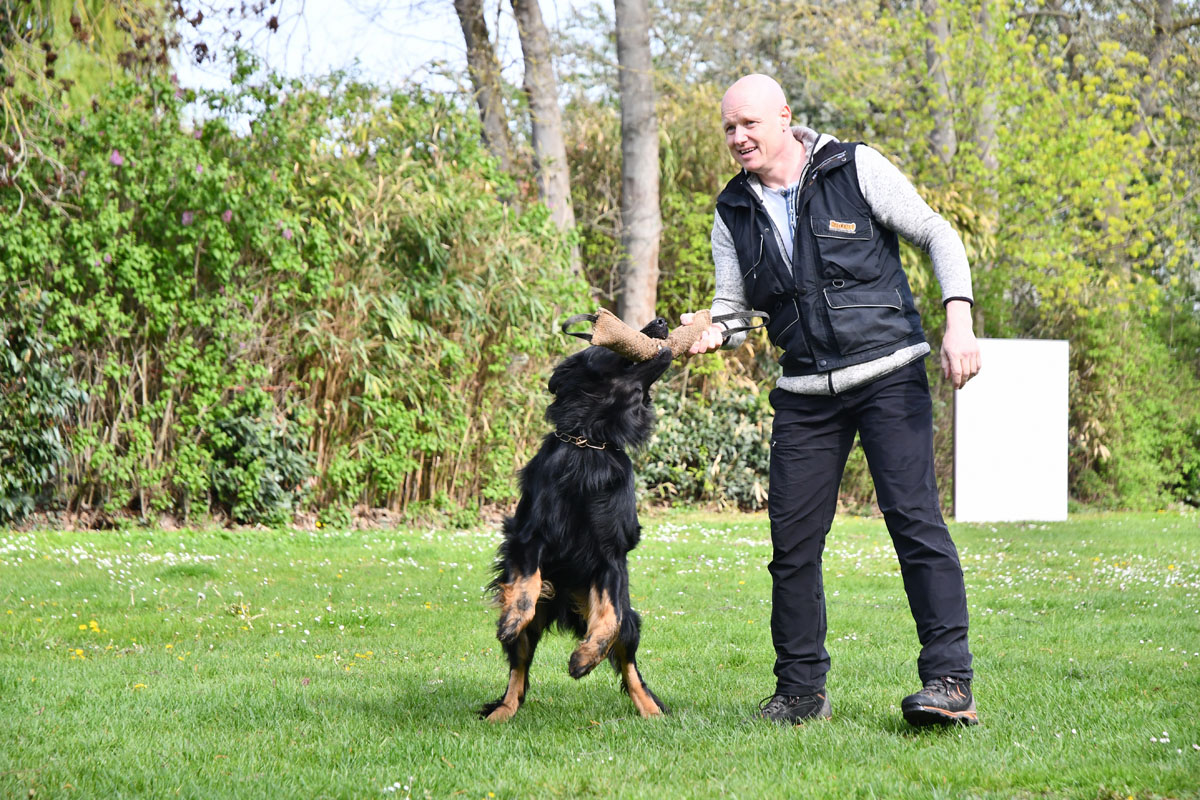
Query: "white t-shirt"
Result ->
[[759, 181, 800, 262]]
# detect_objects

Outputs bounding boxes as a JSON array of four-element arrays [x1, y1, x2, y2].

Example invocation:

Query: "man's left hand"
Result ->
[[941, 300, 981, 389]]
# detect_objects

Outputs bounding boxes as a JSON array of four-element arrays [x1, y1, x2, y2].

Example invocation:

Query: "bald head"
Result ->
[[721, 74, 789, 117], [719, 74, 804, 186]]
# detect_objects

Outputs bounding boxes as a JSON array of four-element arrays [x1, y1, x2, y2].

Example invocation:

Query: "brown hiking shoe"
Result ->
[[902, 677, 979, 727]]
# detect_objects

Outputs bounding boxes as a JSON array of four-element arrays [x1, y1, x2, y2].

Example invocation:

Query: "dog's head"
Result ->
[[546, 316, 673, 449]]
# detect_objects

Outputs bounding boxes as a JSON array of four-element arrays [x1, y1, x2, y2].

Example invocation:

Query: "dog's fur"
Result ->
[[480, 318, 674, 722]]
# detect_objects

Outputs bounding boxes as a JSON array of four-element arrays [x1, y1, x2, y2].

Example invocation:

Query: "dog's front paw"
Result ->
[[494, 572, 542, 644], [496, 614, 526, 645], [567, 651, 595, 679], [568, 637, 611, 679]]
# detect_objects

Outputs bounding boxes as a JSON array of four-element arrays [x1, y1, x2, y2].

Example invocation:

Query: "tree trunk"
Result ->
[[922, 0, 957, 172], [614, 0, 661, 328], [970, 0, 998, 336], [973, 0, 998, 175], [454, 0, 514, 172], [510, 0, 579, 272]]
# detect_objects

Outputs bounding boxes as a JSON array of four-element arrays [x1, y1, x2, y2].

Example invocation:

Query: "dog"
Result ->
[[480, 317, 675, 722]]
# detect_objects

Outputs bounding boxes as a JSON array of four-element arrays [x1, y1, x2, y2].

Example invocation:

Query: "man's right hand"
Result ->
[[681, 312, 725, 355]]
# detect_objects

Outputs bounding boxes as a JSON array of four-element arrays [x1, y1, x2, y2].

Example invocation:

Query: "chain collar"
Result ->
[[553, 431, 619, 451]]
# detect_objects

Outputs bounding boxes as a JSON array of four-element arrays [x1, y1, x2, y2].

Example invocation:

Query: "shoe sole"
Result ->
[[902, 703, 979, 727]]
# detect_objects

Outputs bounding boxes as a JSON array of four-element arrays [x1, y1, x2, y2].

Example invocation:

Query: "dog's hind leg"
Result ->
[[610, 611, 666, 718], [480, 611, 545, 723], [568, 585, 621, 679], [495, 568, 549, 645]]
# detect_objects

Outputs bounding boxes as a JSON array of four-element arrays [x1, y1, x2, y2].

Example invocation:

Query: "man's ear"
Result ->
[[780, 103, 792, 131]]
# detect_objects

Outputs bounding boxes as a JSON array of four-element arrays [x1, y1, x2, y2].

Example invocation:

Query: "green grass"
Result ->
[[2, 511, 1198, 799]]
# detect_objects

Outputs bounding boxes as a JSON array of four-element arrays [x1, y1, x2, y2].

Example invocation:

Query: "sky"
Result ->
[[172, 0, 589, 93]]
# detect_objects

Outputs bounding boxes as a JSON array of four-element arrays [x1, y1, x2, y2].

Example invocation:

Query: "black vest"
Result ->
[[715, 141, 926, 376]]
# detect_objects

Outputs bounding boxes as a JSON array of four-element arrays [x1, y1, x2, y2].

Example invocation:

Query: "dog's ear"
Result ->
[[547, 350, 592, 395], [548, 362, 566, 395]]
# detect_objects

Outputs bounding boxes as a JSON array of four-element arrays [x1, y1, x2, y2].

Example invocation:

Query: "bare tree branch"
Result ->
[[454, 0, 515, 172]]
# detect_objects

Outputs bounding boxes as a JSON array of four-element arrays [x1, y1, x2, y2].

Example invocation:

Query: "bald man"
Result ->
[[683, 74, 981, 728]]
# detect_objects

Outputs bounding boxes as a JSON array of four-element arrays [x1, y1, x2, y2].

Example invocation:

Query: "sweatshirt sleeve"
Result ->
[[854, 145, 973, 305], [711, 210, 752, 348]]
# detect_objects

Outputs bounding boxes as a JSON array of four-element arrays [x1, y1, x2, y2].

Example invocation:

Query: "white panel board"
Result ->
[[953, 338, 1069, 522]]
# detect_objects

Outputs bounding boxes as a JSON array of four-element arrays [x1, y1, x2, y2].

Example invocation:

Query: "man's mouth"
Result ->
[[738, 146, 758, 157]]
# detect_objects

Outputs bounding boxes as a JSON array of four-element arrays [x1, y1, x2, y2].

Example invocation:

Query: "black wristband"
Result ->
[[942, 296, 974, 307]]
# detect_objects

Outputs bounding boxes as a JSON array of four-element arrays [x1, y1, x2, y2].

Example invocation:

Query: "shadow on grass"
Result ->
[[876, 713, 981, 738], [333, 665, 655, 731]]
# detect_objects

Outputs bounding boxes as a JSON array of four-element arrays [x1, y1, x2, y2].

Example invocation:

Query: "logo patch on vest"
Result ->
[[828, 219, 857, 234]]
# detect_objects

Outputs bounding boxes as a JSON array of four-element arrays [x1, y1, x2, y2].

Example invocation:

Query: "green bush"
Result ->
[[205, 389, 311, 526], [291, 86, 588, 517], [0, 66, 587, 524], [634, 382, 885, 514], [635, 386, 772, 510], [1174, 420, 1200, 507], [0, 68, 341, 519], [0, 292, 87, 524], [1068, 322, 1200, 509]]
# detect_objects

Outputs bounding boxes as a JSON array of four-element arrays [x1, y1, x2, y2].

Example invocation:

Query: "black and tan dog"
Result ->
[[480, 318, 674, 722]]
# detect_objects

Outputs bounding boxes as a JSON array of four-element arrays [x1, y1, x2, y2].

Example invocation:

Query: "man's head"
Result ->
[[720, 74, 800, 182]]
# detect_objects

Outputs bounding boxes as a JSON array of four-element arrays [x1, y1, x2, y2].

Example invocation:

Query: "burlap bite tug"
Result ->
[[664, 310, 711, 358], [562, 308, 768, 362], [568, 308, 711, 361]]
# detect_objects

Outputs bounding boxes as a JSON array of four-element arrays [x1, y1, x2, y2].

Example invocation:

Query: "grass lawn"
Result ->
[[1, 510, 1198, 799]]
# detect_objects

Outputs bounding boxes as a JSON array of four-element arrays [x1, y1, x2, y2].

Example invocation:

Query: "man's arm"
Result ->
[[685, 210, 750, 355], [855, 145, 973, 306], [856, 145, 980, 387]]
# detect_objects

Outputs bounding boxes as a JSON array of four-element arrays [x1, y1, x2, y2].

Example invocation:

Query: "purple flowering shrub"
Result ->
[[0, 71, 583, 524], [0, 74, 332, 522]]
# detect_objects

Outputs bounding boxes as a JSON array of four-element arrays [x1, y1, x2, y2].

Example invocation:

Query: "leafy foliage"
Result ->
[[0, 64, 586, 524], [205, 388, 310, 526], [290, 87, 589, 523], [0, 291, 87, 523], [564, 0, 1200, 510], [635, 385, 772, 510]]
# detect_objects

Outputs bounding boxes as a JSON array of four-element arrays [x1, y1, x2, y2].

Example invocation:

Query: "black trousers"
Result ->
[[767, 359, 973, 695]]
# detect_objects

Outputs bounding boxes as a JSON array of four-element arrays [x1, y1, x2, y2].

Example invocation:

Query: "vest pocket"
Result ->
[[811, 215, 878, 279], [823, 288, 911, 355], [767, 298, 801, 344]]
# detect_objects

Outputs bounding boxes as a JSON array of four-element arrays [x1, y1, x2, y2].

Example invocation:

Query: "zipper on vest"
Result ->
[[748, 191, 794, 281], [791, 145, 826, 369]]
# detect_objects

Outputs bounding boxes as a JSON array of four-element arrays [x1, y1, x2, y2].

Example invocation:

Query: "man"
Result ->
[[683, 74, 981, 727]]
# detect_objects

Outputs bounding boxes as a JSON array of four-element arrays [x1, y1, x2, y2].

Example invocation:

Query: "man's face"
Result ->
[[721, 88, 790, 175]]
